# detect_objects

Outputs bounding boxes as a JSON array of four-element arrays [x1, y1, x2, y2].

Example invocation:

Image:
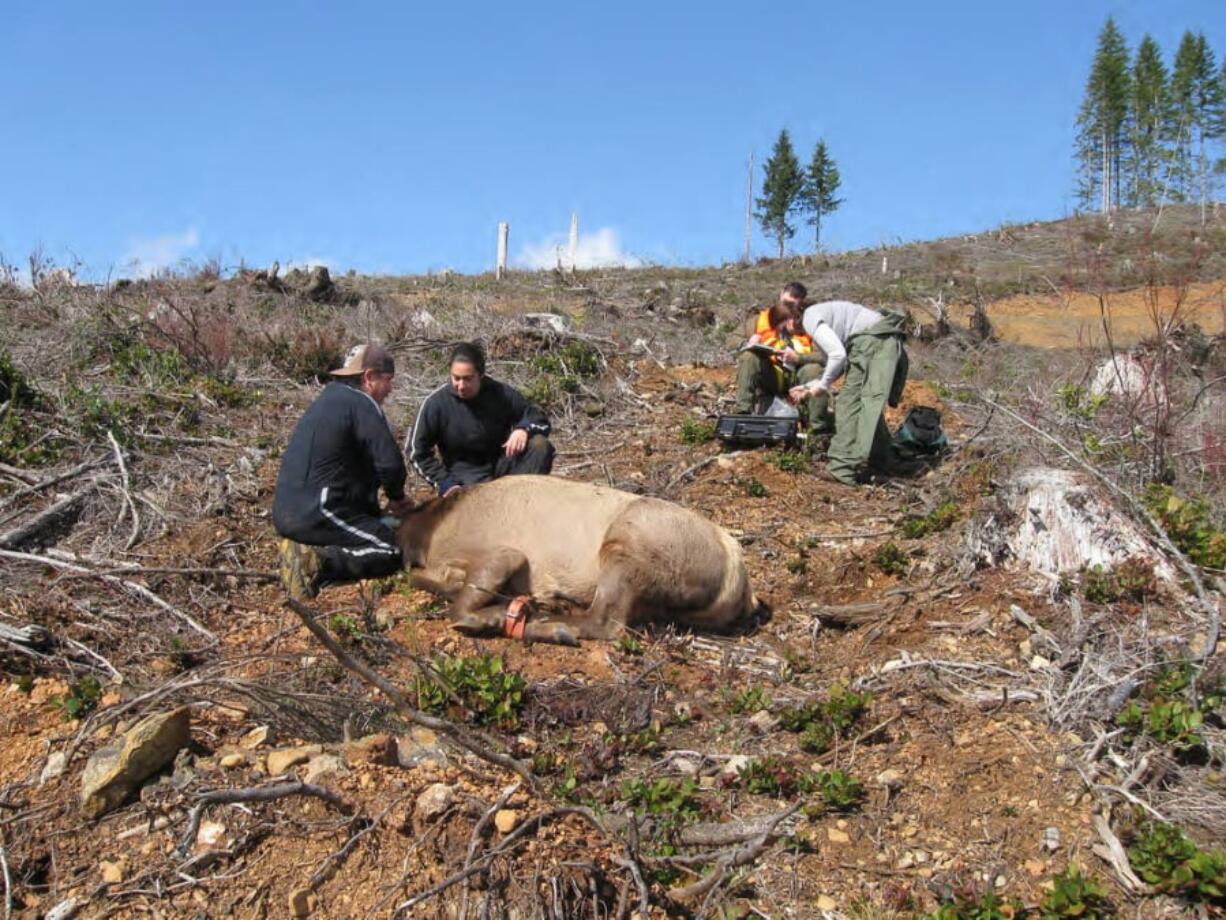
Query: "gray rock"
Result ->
[[302, 753, 347, 785], [267, 744, 322, 775], [748, 709, 779, 734], [40, 751, 67, 785], [395, 728, 448, 769], [80, 707, 190, 818], [414, 782, 456, 827], [45, 898, 80, 920]]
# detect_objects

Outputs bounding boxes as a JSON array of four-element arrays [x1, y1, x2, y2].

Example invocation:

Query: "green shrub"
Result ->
[[64, 385, 139, 445], [743, 476, 768, 498], [1056, 383, 1109, 420], [813, 769, 865, 811], [0, 350, 39, 408], [1128, 820, 1226, 902], [109, 337, 192, 387], [530, 340, 601, 378], [923, 891, 1024, 920], [414, 653, 527, 730], [725, 686, 771, 714], [770, 450, 808, 473], [679, 417, 717, 445], [1039, 866, 1113, 919], [49, 675, 103, 721], [873, 542, 909, 576], [1081, 558, 1156, 605], [1115, 662, 1220, 754], [737, 756, 817, 798], [622, 777, 704, 826], [798, 721, 834, 754], [900, 500, 959, 539], [1143, 486, 1226, 569]]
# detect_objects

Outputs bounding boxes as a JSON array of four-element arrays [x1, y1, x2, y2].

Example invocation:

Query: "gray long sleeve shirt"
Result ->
[[800, 301, 883, 390]]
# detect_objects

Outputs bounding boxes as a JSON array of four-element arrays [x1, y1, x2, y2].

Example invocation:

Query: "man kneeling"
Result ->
[[273, 344, 413, 600], [408, 342, 554, 497]]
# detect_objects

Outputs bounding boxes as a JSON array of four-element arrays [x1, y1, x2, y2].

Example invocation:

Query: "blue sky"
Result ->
[[3, 1, 1223, 279]]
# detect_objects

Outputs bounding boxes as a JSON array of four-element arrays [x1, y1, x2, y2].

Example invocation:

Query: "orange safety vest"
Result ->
[[755, 309, 814, 363]]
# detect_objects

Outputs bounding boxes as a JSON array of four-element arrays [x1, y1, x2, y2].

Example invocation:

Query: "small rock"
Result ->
[[239, 725, 272, 749], [1024, 858, 1047, 876], [195, 819, 227, 853], [267, 745, 322, 775], [721, 755, 750, 778], [45, 898, 79, 920], [672, 757, 700, 776], [289, 887, 317, 917], [41, 751, 67, 785], [876, 769, 903, 790], [514, 735, 538, 755], [80, 707, 191, 818], [994, 875, 1007, 889], [748, 709, 779, 734], [673, 701, 695, 722], [303, 753, 346, 784], [896, 852, 914, 869], [99, 860, 124, 884], [816, 894, 837, 911], [827, 827, 850, 844], [1030, 654, 1052, 671], [1041, 827, 1061, 852], [345, 733, 396, 766], [494, 809, 519, 834], [414, 783, 456, 826], [395, 729, 447, 769], [220, 753, 245, 769]]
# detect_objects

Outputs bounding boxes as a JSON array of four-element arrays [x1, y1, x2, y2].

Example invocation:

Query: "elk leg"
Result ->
[[449, 547, 528, 635]]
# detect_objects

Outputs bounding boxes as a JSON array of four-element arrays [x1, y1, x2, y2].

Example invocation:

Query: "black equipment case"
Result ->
[[714, 414, 799, 448]]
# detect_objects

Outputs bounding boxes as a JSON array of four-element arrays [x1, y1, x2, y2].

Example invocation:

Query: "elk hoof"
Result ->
[[527, 623, 579, 647], [451, 613, 498, 636]]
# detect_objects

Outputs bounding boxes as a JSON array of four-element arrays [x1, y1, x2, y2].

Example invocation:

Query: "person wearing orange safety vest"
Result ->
[[734, 282, 832, 433]]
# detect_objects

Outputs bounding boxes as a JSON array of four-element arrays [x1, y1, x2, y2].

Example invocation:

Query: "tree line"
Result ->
[[1077, 17, 1225, 214], [756, 130, 843, 258]]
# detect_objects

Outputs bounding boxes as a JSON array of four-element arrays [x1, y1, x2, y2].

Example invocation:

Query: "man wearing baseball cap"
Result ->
[[272, 343, 414, 599]]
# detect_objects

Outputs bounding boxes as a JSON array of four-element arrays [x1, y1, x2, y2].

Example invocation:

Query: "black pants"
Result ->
[[277, 487, 403, 586], [454, 435, 556, 486]]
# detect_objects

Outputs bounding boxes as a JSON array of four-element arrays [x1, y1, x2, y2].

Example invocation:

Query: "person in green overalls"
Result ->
[[789, 300, 911, 485]]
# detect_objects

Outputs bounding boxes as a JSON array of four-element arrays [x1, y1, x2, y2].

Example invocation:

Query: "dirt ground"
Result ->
[[0, 260, 1221, 919], [961, 281, 1226, 348]]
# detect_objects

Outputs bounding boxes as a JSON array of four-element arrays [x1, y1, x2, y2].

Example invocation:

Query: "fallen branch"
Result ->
[[0, 457, 105, 514], [0, 486, 94, 550], [0, 548, 215, 641], [105, 430, 140, 550], [667, 803, 800, 905], [177, 781, 351, 857], [285, 597, 536, 790]]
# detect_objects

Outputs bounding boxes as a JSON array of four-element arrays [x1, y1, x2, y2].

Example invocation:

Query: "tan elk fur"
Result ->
[[396, 475, 757, 642]]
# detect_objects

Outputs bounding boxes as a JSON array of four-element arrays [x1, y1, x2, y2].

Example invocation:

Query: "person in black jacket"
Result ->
[[273, 343, 413, 599], [407, 342, 554, 496]]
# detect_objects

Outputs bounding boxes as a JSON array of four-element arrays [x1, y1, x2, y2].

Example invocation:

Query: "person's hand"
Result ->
[[443, 485, 463, 498], [503, 428, 529, 457], [746, 334, 761, 347], [781, 348, 799, 365], [788, 384, 821, 405], [386, 496, 415, 516]]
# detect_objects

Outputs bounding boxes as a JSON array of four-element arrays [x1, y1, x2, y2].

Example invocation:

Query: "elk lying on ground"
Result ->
[[397, 475, 759, 645]]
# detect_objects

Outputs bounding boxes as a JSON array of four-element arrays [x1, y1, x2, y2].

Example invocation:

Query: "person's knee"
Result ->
[[796, 364, 823, 384]]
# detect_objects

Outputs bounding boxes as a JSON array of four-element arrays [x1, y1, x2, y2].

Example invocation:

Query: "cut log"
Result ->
[[0, 486, 94, 550], [968, 467, 1173, 582]]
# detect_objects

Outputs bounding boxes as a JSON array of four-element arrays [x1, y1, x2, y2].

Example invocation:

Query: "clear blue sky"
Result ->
[[3, 1, 1223, 279]]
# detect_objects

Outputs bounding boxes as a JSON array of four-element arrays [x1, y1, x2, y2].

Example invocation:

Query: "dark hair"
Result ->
[[781, 281, 808, 302], [767, 302, 796, 328], [449, 341, 486, 376]]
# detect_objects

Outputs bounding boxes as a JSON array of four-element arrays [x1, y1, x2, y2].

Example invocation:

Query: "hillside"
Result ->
[[0, 206, 1223, 919]]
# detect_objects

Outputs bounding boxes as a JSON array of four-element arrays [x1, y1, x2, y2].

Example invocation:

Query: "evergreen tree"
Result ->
[[1126, 34, 1170, 208], [756, 129, 804, 259], [1075, 17, 1131, 212], [1167, 32, 1226, 208], [1170, 31, 1204, 201], [800, 140, 843, 252]]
